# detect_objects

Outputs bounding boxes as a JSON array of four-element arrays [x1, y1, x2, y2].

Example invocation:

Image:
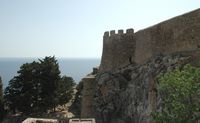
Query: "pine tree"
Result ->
[[55, 76, 75, 106], [4, 56, 75, 114], [4, 62, 39, 114], [38, 56, 61, 111]]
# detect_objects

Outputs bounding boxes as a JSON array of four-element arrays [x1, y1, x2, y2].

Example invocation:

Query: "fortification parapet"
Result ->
[[110, 30, 115, 36], [100, 9, 200, 72], [100, 28, 136, 72], [104, 28, 134, 39], [126, 28, 134, 34], [118, 29, 124, 34], [103, 31, 109, 37]]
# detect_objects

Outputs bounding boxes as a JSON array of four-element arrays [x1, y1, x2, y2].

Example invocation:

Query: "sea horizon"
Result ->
[[0, 57, 100, 88]]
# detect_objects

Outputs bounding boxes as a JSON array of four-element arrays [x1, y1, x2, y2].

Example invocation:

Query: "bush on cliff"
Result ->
[[153, 64, 200, 123], [4, 56, 75, 114]]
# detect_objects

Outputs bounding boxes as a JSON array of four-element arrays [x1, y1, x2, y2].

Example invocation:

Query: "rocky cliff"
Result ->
[[94, 51, 200, 123]]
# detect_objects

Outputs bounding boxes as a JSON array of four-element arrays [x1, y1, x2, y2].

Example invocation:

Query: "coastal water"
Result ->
[[0, 58, 100, 88]]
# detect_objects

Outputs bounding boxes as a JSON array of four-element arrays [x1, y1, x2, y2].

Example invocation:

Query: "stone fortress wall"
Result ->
[[100, 29, 135, 72], [100, 8, 200, 72]]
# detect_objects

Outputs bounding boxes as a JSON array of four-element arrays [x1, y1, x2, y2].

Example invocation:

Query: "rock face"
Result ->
[[94, 51, 200, 123], [100, 8, 200, 72]]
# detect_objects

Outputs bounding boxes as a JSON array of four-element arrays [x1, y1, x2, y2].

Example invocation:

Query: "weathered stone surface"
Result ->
[[134, 9, 200, 64], [81, 71, 97, 118], [100, 29, 135, 72], [100, 9, 200, 72], [94, 51, 200, 123]]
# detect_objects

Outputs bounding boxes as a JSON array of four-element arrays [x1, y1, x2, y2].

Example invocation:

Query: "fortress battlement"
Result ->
[[103, 28, 134, 38], [100, 8, 200, 72]]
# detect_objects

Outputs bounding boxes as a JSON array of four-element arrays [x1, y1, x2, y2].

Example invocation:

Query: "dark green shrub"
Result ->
[[153, 64, 200, 123]]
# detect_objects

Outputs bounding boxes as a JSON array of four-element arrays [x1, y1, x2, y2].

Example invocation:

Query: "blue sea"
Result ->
[[0, 58, 100, 88]]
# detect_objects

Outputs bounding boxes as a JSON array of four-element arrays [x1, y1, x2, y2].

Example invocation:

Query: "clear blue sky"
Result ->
[[0, 0, 199, 58]]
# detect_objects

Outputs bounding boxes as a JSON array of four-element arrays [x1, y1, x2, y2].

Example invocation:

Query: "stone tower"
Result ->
[[100, 29, 135, 72]]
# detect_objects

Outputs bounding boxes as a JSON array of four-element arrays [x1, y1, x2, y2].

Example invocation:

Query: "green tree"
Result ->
[[4, 62, 39, 114], [153, 64, 200, 123], [55, 76, 75, 106], [4, 56, 74, 114], [38, 56, 61, 111]]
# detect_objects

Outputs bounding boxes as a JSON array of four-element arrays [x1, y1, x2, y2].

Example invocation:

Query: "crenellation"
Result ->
[[110, 30, 115, 36], [126, 28, 134, 34], [104, 28, 134, 38], [118, 29, 124, 34], [104, 31, 109, 37], [100, 28, 136, 71]]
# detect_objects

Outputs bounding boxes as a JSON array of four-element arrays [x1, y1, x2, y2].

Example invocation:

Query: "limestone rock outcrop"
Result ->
[[94, 51, 200, 123]]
